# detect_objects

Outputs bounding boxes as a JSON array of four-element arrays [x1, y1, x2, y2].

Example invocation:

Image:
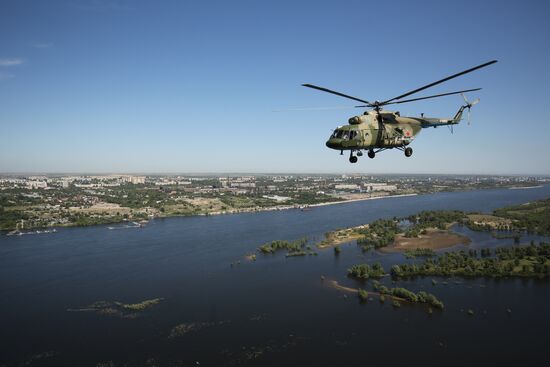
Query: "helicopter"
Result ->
[[302, 60, 497, 163]]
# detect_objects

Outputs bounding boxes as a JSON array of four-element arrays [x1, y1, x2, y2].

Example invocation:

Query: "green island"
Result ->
[[390, 243, 550, 278], [257, 237, 317, 257], [345, 265, 444, 309], [372, 281, 444, 309], [347, 263, 386, 279], [493, 198, 550, 235], [467, 198, 550, 235], [316, 210, 471, 253], [329, 279, 443, 310], [251, 198, 550, 263], [315, 197, 550, 254], [341, 242, 549, 313]]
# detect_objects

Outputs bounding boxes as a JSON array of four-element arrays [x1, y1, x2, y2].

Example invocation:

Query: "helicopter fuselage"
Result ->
[[325, 110, 428, 151]]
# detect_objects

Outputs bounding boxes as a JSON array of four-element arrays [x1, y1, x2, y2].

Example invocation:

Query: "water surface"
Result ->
[[1, 186, 549, 366]]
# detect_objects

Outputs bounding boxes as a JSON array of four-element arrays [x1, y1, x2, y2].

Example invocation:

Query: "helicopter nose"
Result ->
[[325, 138, 342, 150]]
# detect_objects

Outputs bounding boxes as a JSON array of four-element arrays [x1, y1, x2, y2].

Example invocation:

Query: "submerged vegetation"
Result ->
[[168, 320, 230, 339], [347, 263, 386, 279], [358, 288, 369, 301], [68, 298, 164, 319], [390, 243, 550, 279], [355, 219, 400, 251], [257, 237, 318, 257], [372, 281, 444, 309], [404, 248, 436, 258], [258, 237, 308, 255], [314, 198, 550, 255], [405, 210, 466, 237], [255, 199, 550, 317], [317, 210, 471, 253]]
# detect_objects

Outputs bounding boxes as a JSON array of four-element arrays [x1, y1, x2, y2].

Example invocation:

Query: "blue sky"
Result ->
[[1, 0, 549, 174]]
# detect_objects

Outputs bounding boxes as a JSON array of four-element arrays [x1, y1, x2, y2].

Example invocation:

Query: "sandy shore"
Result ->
[[317, 227, 366, 249], [200, 193, 417, 217], [308, 193, 417, 208], [380, 229, 471, 253], [508, 185, 543, 190]]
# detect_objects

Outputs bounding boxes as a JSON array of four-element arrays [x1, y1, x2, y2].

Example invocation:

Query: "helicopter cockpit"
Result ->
[[330, 129, 358, 140]]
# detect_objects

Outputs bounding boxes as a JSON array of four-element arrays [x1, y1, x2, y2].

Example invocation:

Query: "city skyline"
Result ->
[[1, 0, 550, 174]]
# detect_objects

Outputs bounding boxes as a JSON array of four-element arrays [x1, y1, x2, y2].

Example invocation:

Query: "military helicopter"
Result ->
[[303, 60, 497, 163]]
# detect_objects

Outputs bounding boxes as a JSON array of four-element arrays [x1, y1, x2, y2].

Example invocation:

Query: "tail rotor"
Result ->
[[461, 93, 479, 125]]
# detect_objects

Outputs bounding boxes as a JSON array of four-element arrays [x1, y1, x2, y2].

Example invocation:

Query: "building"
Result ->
[[27, 181, 48, 189], [335, 184, 360, 191], [130, 176, 146, 184], [363, 183, 397, 192]]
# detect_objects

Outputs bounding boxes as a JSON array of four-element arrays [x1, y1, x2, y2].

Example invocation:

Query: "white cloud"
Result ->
[[0, 58, 24, 67]]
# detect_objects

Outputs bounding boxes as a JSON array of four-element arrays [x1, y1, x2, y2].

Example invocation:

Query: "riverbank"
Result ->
[[1, 193, 417, 234], [199, 193, 417, 217], [509, 185, 544, 190]]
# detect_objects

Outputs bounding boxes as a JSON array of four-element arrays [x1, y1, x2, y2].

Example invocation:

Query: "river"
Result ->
[[1, 186, 549, 366]]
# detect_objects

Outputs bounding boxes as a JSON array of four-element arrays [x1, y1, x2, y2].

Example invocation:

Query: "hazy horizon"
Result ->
[[0, 170, 548, 177]]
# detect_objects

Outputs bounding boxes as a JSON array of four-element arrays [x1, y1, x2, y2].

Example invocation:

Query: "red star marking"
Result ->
[[406, 131, 410, 136]]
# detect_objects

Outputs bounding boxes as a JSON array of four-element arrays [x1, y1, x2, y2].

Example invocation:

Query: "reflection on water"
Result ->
[[1, 186, 549, 366]]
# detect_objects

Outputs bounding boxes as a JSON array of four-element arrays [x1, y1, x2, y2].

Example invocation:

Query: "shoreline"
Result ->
[[200, 193, 417, 217], [0, 193, 417, 234], [2, 182, 547, 233], [508, 185, 543, 190]]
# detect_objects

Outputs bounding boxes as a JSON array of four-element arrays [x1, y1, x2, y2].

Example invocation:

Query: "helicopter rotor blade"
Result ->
[[302, 84, 373, 106], [273, 106, 355, 112], [379, 88, 482, 106], [380, 60, 497, 105]]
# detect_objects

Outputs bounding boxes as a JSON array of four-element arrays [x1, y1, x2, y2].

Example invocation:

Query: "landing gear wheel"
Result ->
[[404, 147, 413, 157], [368, 150, 375, 159], [349, 156, 358, 163]]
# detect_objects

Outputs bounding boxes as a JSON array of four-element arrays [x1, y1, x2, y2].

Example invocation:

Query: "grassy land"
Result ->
[[492, 198, 550, 236]]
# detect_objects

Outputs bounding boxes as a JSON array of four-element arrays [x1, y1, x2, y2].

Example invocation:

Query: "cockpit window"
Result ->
[[331, 129, 358, 140]]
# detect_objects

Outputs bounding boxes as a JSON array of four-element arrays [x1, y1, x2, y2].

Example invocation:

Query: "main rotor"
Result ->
[[303, 60, 497, 114]]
